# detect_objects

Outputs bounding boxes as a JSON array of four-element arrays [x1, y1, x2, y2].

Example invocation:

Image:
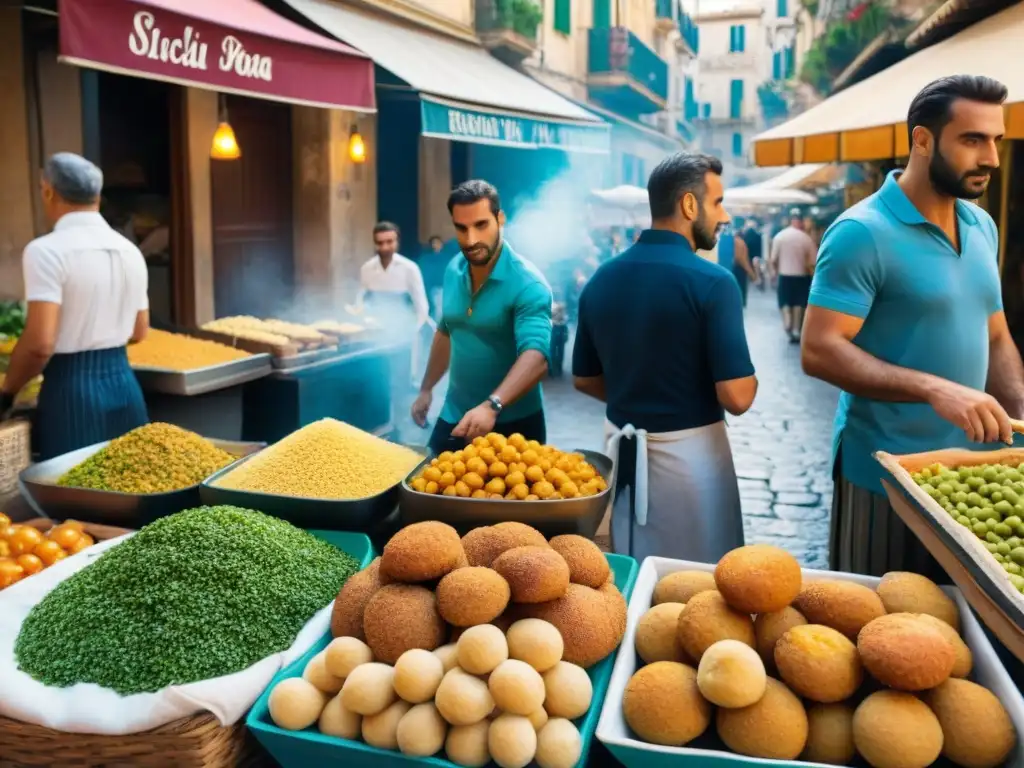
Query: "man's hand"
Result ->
[[451, 403, 497, 441], [411, 390, 432, 427], [928, 379, 1013, 444]]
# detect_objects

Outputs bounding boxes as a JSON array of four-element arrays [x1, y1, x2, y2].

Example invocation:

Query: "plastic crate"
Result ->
[[308, 529, 377, 572], [247, 553, 639, 768]]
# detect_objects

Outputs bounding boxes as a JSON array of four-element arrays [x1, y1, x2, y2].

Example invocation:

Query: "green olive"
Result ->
[[956, 501, 969, 513], [995, 552, 1006, 563], [974, 521, 990, 537], [967, 493, 985, 507], [986, 542, 1000, 553], [983, 466, 999, 481], [1006, 562, 1022, 576], [998, 541, 1012, 556], [987, 518, 1001, 532], [958, 515, 972, 527], [986, 531, 1003, 544], [952, 491, 969, 505], [1002, 488, 1020, 505], [966, 476, 984, 490], [936, 482, 954, 496], [995, 500, 1014, 516], [1007, 536, 1023, 549], [1008, 469, 1023, 482], [1011, 547, 1024, 566], [1004, 515, 1023, 529]]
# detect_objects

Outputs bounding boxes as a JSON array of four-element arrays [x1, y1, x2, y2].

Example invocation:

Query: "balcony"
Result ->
[[587, 27, 669, 116], [655, 0, 676, 33], [678, 12, 699, 55], [475, 0, 542, 65]]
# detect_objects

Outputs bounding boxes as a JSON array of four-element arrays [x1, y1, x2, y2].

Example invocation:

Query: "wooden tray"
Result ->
[[877, 447, 1024, 663]]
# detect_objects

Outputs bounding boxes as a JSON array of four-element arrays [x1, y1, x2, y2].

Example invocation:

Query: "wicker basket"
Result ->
[[0, 713, 273, 768], [0, 419, 30, 498]]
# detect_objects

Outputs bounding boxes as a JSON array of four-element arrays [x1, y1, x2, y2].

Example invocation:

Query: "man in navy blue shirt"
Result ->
[[572, 152, 758, 563]]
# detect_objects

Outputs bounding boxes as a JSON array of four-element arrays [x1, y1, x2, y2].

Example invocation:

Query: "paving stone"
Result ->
[[775, 492, 821, 507]]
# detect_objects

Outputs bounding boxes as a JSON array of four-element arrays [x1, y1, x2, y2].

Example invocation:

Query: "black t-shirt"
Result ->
[[741, 229, 762, 261]]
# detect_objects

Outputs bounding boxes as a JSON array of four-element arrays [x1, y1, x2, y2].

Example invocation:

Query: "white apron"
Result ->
[[604, 419, 745, 565]]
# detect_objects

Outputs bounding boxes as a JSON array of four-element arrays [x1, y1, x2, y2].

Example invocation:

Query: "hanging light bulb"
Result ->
[[211, 95, 241, 160], [348, 125, 366, 164]]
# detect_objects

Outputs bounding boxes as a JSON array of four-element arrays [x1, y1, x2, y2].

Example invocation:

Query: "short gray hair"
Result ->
[[43, 152, 103, 204]]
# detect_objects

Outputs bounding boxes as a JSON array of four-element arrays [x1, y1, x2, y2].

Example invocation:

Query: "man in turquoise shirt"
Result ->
[[412, 180, 552, 454], [802, 75, 1024, 580]]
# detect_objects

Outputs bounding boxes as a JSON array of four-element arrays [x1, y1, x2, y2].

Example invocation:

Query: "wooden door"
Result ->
[[211, 95, 294, 319]]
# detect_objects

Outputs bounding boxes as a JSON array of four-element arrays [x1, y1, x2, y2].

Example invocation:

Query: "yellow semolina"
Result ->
[[215, 418, 424, 499], [127, 329, 251, 371]]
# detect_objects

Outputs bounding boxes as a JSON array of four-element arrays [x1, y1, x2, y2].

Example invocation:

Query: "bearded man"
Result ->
[[412, 180, 553, 455], [572, 152, 757, 563], [802, 75, 1024, 580]]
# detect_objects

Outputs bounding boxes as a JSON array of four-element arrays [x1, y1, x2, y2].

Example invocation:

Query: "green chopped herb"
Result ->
[[15, 506, 360, 694]]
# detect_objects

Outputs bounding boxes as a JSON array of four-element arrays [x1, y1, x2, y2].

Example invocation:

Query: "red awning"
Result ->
[[58, 0, 375, 112]]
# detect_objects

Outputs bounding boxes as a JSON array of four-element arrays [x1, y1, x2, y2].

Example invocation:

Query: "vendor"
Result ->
[[355, 222, 430, 332], [0, 153, 150, 458], [412, 180, 553, 455], [572, 152, 757, 563], [802, 75, 1024, 580]]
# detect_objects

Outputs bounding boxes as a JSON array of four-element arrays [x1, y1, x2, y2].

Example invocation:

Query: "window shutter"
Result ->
[[554, 0, 571, 34], [730, 79, 743, 119]]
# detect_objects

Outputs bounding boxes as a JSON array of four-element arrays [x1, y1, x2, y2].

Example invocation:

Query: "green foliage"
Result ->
[[485, 0, 543, 39], [0, 301, 25, 338], [799, 1, 890, 94]]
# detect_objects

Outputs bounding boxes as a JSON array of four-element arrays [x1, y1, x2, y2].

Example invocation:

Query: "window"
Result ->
[[784, 45, 795, 78], [777, 0, 788, 17], [772, 50, 783, 80], [729, 79, 744, 119], [702, 102, 711, 119], [592, 0, 611, 29], [554, 0, 571, 34], [684, 77, 697, 120], [732, 132, 743, 157], [728, 25, 745, 52]]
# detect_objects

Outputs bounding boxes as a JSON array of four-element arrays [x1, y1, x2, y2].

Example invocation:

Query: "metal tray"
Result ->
[[398, 448, 615, 538], [271, 346, 343, 370], [132, 353, 272, 396], [199, 452, 405, 530], [18, 438, 265, 527]]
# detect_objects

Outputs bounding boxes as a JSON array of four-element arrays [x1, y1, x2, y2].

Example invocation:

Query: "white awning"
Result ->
[[756, 163, 841, 190], [281, 0, 610, 152], [724, 187, 816, 206]]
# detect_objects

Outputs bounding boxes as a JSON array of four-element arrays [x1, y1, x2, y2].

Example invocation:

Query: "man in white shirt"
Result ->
[[1, 153, 150, 458], [769, 213, 818, 343], [356, 222, 430, 328]]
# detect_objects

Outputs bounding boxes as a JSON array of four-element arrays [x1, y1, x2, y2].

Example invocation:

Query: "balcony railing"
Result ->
[[475, 0, 542, 63], [679, 12, 699, 53], [588, 26, 669, 111]]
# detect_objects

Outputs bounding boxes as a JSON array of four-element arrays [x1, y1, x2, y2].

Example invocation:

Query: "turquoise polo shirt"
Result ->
[[810, 170, 1002, 494], [438, 243, 553, 424]]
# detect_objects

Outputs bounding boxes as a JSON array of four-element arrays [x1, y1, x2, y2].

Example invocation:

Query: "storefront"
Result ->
[[270, 0, 611, 253]]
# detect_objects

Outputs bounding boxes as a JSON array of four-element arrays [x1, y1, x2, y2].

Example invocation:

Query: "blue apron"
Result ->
[[35, 347, 148, 460]]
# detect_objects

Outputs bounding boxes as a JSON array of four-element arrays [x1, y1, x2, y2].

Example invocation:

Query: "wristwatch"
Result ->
[[487, 395, 503, 414]]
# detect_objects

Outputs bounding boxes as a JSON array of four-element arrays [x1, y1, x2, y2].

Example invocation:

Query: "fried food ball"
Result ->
[[877, 571, 959, 630], [924, 678, 1017, 768], [397, 702, 448, 757], [857, 613, 955, 691], [330, 558, 383, 640], [362, 700, 411, 749], [493, 546, 570, 604], [489, 714, 537, 768], [714, 544, 802, 614], [519, 583, 627, 668], [492, 521, 548, 548], [325, 636, 373, 679], [774, 624, 863, 703], [433, 643, 460, 672], [436, 567, 511, 627], [677, 590, 756, 662], [506, 618, 564, 672], [622, 662, 710, 746], [341, 662, 396, 715], [803, 703, 856, 766], [536, 718, 583, 768], [318, 693, 361, 739], [488, 659, 546, 716], [446, 722, 491, 768], [394, 648, 445, 703], [363, 584, 447, 664], [268, 678, 327, 730], [635, 603, 689, 664], [302, 651, 344, 694], [527, 708, 549, 731], [717, 678, 808, 760], [458, 624, 509, 675], [754, 606, 807, 669], [853, 691, 943, 768], [696, 639, 766, 708], [548, 535, 610, 588], [915, 613, 972, 678], [461, 526, 517, 567], [435, 668, 495, 726], [543, 661, 593, 719], [793, 580, 887, 639], [381, 521, 464, 582], [652, 570, 718, 605]]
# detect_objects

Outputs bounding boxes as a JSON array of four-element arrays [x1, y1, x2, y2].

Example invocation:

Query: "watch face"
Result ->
[[489, 397, 502, 412]]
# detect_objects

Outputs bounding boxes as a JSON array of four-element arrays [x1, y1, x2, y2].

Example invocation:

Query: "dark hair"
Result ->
[[427, 235, 443, 244], [373, 221, 400, 238], [907, 75, 1007, 145], [447, 180, 501, 216], [647, 152, 724, 220]]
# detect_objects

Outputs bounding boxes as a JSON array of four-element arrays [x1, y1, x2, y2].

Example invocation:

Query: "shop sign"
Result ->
[[58, 0, 376, 112], [422, 99, 610, 154]]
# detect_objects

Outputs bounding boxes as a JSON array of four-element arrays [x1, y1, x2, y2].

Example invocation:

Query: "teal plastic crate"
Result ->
[[308, 529, 377, 572], [247, 553, 639, 768]]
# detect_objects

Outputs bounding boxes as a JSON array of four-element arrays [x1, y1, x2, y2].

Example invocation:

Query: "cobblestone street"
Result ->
[[542, 285, 839, 568]]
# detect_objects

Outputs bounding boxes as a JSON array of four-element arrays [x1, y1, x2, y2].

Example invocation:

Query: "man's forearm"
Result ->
[[2, 344, 49, 397], [419, 332, 451, 392], [803, 336, 937, 403], [492, 350, 547, 406], [987, 334, 1024, 418]]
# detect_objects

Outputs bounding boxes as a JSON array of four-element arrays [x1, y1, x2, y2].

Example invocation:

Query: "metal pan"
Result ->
[[199, 453, 404, 531], [398, 449, 615, 538], [271, 346, 343, 370], [132, 354, 272, 396], [18, 438, 265, 527]]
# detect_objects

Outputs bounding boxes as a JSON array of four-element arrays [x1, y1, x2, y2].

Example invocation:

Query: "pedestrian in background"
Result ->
[[718, 221, 757, 308], [0, 153, 149, 458], [412, 180, 553, 454], [769, 212, 818, 343], [740, 217, 765, 290], [802, 75, 1024, 581], [572, 152, 757, 564], [418, 234, 451, 323]]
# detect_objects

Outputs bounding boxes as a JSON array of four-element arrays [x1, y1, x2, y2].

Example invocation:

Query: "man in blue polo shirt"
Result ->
[[572, 152, 758, 563], [412, 180, 552, 455], [802, 75, 1024, 580]]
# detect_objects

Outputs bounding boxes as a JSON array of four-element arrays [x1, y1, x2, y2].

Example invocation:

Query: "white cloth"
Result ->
[[0, 533, 331, 735], [770, 226, 818, 276], [357, 253, 430, 327], [23, 211, 149, 354], [604, 419, 745, 565]]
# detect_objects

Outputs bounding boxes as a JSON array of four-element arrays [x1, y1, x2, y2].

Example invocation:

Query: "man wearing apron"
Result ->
[[0, 153, 149, 458], [572, 152, 758, 564]]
